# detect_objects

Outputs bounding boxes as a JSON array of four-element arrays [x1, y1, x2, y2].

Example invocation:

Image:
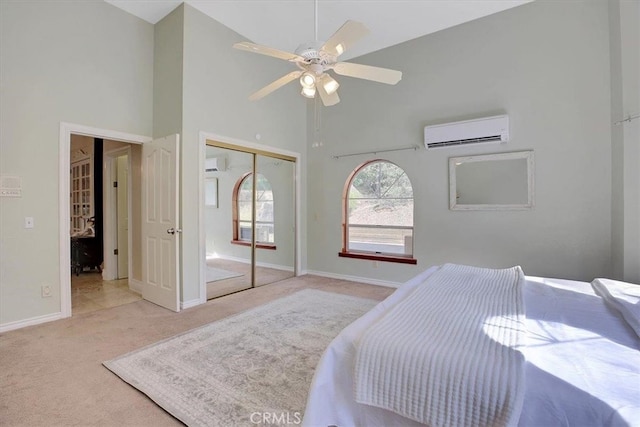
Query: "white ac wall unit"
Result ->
[[424, 115, 509, 149], [205, 156, 226, 174]]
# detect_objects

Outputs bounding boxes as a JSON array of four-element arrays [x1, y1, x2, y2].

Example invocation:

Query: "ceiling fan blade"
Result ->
[[317, 75, 340, 106], [249, 71, 302, 101], [321, 20, 370, 57], [233, 42, 305, 62], [333, 62, 402, 85]]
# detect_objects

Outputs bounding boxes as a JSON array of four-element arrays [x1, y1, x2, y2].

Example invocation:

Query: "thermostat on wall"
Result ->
[[0, 175, 22, 197]]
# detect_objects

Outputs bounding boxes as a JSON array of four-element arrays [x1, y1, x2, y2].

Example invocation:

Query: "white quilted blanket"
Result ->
[[354, 263, 526, 427]]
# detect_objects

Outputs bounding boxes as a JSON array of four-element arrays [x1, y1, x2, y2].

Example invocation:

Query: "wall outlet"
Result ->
[[372, 261, 378, 268], [41, 285, 52, 298]]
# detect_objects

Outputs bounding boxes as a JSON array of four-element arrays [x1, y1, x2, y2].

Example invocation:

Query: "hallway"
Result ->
[[71, 272, 142, 315]]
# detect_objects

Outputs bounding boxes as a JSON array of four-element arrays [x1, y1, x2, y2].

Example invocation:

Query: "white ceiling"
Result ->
[[105, 0, 532, 60]]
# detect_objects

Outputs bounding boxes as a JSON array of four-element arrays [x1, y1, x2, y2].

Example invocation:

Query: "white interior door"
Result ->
[[141, 134, 180, 312], [116, 154, 129, 278]]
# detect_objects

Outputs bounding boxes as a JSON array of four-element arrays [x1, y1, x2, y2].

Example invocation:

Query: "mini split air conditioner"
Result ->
[[205, 156, 226, 174], [424, 115, 509, 149]]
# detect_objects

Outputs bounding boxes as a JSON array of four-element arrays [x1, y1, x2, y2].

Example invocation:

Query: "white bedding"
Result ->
[[303, 266, 640, 427], [592, 278, 640, 338], [354, 264, 526, 427]]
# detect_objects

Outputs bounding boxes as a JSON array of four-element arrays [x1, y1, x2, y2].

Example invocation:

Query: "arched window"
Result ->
[[340, 160, 416, 264], [232, 172, 275, 248]]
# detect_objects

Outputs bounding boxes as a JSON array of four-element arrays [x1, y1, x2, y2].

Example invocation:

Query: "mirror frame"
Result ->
[[449, 150, 535, 211]]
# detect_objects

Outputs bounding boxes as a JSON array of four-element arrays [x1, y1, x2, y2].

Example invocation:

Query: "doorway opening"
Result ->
[[68, 135, 142, 315], [59, 123, 151, 318]]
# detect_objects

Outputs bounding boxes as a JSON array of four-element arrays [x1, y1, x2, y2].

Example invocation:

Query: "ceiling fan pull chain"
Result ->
[[312, 97, 323, 148]]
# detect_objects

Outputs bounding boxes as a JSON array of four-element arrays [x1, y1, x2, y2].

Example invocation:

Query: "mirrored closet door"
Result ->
[[204, 141, 296, 299], [254, 154, 296, 287]]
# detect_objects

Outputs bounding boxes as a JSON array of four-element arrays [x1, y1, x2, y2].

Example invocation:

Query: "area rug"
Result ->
[[103, 289, 377, 427], [206, 266, 243, 282]]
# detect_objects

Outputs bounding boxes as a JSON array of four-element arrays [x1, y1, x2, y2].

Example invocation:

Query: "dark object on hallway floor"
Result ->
[[71, 236, 102, 276]]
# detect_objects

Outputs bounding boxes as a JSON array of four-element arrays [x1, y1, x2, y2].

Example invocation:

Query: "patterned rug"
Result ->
[[103, 290, 377, 427]]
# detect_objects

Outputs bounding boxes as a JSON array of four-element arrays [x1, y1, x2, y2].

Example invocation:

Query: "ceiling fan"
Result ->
[[233, 18, 402, 106]]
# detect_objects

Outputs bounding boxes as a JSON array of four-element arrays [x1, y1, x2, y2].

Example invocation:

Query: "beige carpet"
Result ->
[[104, 290, 377, 426], [0, 275, 394, 427]]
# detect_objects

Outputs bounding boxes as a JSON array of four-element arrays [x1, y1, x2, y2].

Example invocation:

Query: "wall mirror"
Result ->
[[449, 151, 534, 210]]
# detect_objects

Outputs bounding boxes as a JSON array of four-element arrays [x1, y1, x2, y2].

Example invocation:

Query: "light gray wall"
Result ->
[[0, 1, 153, 325], [609, 0, 640, 284], [308, 0, 612, 282], [180, 5, 307, 302], [153, 5, 184, 139]]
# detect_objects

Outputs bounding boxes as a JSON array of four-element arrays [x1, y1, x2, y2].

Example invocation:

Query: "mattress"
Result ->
[[302, 266, 640, 427]]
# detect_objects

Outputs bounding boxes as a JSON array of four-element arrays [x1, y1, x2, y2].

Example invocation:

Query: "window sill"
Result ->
[[338, 251, 417, 265], [231, 240, 276, 250]]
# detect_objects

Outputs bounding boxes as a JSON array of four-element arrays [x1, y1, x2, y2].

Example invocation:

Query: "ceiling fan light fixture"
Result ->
[[322, 75, 340, 95], [301, 86, 316, 98], [300, 72, 316, 89]]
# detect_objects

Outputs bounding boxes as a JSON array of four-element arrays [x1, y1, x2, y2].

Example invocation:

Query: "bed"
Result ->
[[303, 264, 640, 427]]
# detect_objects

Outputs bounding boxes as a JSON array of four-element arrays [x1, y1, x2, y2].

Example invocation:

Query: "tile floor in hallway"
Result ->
[[71, 271, 142, 315]]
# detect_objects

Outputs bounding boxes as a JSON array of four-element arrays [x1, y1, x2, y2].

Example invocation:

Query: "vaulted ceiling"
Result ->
[[105, 0, 532, 59]]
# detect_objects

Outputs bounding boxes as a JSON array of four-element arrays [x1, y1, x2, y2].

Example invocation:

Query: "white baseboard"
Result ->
[[128, 278, 143, 294], [0, 311, 65, 333], [181, 298, 204, 310], [304, 270, 402, 288]]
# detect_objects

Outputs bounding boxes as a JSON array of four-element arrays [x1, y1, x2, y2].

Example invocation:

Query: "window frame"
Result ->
[[339, 159, 417, 265], [231, 171, 276, 250]]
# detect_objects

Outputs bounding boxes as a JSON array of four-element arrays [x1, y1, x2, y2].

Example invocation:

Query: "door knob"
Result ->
[[167, 227, 182, 235]]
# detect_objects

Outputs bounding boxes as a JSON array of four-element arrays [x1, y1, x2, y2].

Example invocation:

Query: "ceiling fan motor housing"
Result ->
[[295, 41, 335, 72]]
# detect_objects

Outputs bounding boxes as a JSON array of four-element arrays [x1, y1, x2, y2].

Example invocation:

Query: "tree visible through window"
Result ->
[[235, 173, 275, 244], [343, 160, 414, 260]]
